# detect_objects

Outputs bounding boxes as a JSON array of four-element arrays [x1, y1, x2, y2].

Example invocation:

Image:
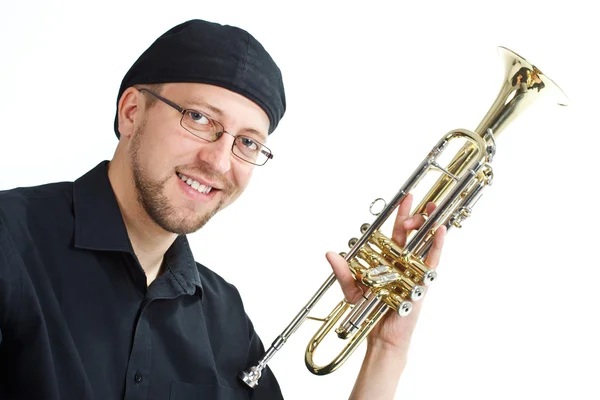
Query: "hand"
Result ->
[[327, 193, 446, 358]]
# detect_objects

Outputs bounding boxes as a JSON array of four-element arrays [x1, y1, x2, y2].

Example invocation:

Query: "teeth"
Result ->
[[177, 172, 212, 194]]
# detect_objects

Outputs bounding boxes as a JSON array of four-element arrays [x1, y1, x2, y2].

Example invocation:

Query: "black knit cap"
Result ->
[[114, 19, 286, 138]]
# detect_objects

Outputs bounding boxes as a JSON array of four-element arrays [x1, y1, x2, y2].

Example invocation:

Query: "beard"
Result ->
[[129, 123, 232, 235]]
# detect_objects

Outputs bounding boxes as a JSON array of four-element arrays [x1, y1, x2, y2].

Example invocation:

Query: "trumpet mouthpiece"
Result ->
[[239, 368, 261, 388]]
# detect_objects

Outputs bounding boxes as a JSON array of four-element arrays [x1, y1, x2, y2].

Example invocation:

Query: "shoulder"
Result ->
[[0, 181, 73, 232], [0, 182, 73, 218], [0, 181, 73, 202], [0, 181, 74, 277]]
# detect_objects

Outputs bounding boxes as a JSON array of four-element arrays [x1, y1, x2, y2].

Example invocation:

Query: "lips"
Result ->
[[177, 172, 212, 194]]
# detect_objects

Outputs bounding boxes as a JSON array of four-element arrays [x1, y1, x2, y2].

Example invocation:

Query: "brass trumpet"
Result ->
[[239, 46, 568, 387]]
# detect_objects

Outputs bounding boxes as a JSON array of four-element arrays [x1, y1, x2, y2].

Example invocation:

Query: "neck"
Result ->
[[107, 158, 176, 286]]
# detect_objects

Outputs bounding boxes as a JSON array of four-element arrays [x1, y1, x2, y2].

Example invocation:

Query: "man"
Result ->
[[0, 19, 445, 399]]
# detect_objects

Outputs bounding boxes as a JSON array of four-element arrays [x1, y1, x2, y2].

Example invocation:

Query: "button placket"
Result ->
[[123, 303, 152, 399]]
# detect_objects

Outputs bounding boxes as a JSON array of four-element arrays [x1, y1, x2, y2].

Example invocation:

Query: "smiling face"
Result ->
[[120, 82, 270, 235]]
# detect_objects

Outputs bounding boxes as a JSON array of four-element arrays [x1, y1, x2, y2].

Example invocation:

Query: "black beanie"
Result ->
[[114, 19, 286, 138]]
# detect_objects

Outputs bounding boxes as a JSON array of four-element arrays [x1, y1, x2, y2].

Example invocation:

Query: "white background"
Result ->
[[1, 1, 598, 399]]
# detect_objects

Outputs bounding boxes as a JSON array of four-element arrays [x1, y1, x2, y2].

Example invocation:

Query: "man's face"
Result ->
[[128, 82, 270, 234]]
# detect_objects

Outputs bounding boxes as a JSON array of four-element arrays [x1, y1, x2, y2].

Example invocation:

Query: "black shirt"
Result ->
[[0, 161, 282, 400]]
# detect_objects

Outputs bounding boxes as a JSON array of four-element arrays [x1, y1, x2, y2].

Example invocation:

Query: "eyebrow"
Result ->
[[239, 128, 268, 143], [185, 98, 268, 142], [185, 98, 225, 118]]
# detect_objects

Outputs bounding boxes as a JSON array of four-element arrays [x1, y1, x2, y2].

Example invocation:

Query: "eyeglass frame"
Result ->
[[136, 87, 274, 166]]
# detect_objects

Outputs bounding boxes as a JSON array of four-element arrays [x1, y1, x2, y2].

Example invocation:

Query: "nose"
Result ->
[[197, 132, 233, 174]]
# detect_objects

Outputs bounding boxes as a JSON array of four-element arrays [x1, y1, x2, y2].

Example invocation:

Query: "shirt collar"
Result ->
[[72, 161, 203, 296], [163, 235, 203, 297]]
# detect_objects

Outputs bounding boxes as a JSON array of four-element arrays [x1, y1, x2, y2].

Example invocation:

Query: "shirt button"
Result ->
[[134, 372, 143, 384]]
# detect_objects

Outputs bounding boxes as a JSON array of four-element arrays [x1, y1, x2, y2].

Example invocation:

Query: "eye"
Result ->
[[187, 111, 210, 125], [239, 137, 259, 151]]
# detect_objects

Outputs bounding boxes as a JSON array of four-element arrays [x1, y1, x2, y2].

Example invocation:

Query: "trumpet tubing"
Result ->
[[239, 46, 568, 388]]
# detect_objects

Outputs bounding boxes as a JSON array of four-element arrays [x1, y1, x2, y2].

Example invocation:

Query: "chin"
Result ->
[[169, 207, 221, 235]]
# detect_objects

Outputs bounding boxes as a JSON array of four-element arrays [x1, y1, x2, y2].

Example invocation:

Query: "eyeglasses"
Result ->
[[138, 88, 274, 166]]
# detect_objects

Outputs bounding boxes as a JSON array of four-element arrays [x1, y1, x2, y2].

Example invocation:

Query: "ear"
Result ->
[[117, 87, 143, 139]]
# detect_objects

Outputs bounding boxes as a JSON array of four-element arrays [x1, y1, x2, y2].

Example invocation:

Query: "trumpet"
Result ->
[[240, 46, 568, 387]]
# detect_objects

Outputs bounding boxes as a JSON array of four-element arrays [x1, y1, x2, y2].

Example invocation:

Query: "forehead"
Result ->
[[163, 83, 270, 141]]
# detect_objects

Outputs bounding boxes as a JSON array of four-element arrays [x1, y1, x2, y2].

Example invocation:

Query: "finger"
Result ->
[[392, 194, 413, 247], [425, 225, 446, 269], [425, 201, 437, 216], [403, 214, 426, 231], [326, 251, 362, 303], [403, 202, 438, 231]]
